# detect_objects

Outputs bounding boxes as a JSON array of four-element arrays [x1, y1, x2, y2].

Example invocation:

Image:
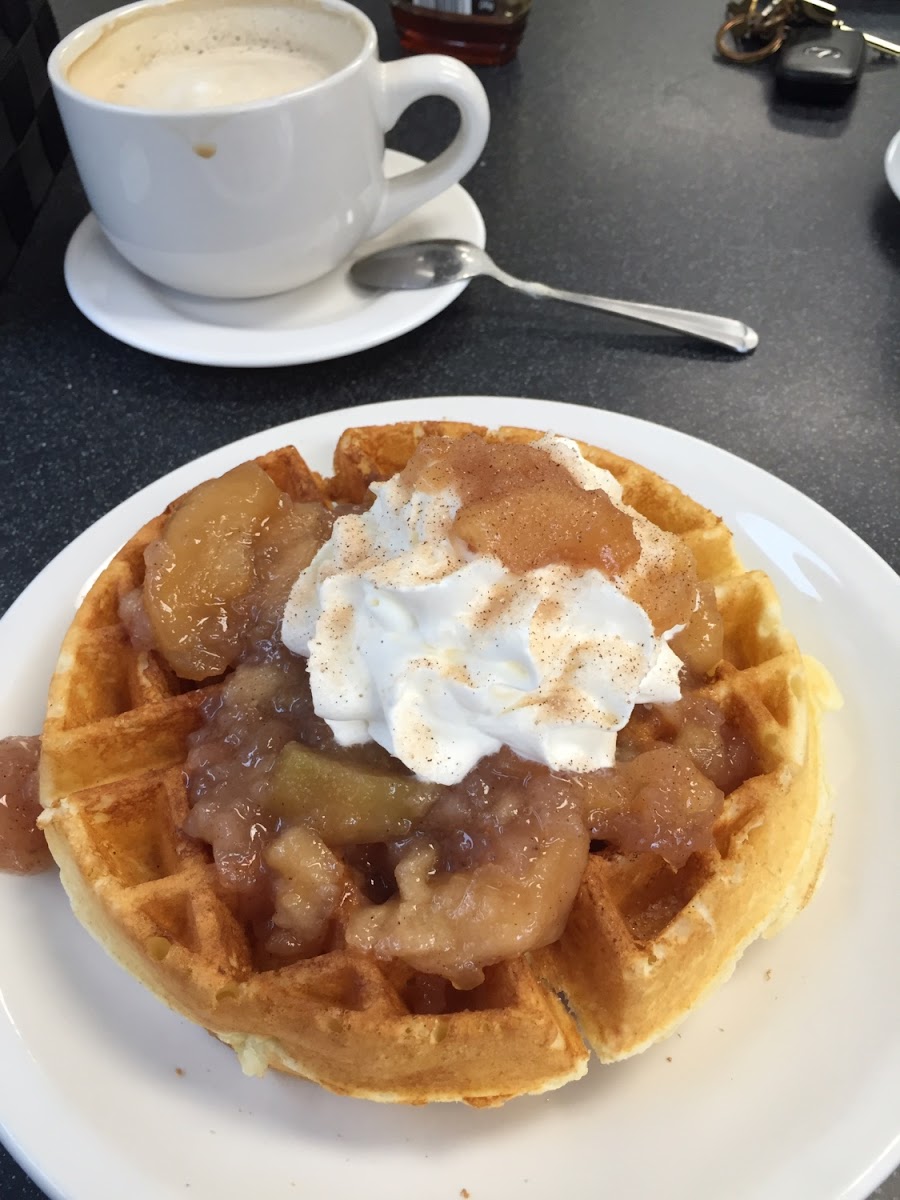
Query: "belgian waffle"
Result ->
[[39, 423, 838, 1105]]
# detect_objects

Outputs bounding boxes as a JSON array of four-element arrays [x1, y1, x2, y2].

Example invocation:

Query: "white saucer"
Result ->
[[63, 150, 485, 368], [885, 129, 900, 203]]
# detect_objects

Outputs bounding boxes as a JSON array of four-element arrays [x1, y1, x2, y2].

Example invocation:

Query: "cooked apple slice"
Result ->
[[143, 463, 284, 680], [269, 742, 440, 844], [453, 484, 640, 575]]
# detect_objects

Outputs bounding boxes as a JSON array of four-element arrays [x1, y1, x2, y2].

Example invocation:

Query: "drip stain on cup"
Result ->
[[193, 143, 217, 158]]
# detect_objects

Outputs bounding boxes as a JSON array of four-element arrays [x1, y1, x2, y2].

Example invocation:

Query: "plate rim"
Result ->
[[885, 129, 900, 203]]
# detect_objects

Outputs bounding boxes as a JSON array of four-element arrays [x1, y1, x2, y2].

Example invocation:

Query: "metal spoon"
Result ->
[[351, 239, 758, 354]]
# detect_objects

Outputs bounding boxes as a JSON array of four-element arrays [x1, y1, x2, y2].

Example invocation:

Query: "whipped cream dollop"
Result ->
[[282, 435, 690, 786]]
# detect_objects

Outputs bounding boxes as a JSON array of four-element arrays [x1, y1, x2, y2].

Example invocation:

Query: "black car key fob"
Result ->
[[776, 25, 866, 98]]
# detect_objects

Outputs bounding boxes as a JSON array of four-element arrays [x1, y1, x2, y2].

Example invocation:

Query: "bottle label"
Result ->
[[411, 0, 500, 13]]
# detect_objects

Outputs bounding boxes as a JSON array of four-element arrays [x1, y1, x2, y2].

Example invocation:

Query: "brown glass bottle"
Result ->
[[389, 1, 532, 67]]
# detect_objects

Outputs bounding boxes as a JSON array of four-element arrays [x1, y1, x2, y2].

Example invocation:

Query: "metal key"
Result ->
[[726, 0, 794, 34], [801, 0, 900, 57], [717, 0, 797, 62]]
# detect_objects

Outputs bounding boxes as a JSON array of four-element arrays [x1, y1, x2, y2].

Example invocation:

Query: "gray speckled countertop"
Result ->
[[1, 0, 899, 1196]]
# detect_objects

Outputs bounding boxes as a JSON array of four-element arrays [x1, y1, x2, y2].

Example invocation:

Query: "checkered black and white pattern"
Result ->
[[0, 0, 67, 282]]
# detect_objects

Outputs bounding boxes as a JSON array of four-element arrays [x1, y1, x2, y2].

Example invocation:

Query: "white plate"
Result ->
[[63, 151, 485, 368], [885, 129, 900, 203], [1, 397, 898, 1200]]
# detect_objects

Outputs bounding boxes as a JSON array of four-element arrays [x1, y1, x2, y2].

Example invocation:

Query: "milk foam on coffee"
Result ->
[[67, 0, 359, 110]]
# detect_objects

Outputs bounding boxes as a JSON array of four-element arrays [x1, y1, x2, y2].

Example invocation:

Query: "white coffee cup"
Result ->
[[48, 0, 490, 298]]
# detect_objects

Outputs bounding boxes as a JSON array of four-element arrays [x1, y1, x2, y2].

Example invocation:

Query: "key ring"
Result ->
[[716, 14, 787, 61]]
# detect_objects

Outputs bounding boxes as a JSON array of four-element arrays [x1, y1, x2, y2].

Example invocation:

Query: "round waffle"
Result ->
[[38, 423, 838, 1105]]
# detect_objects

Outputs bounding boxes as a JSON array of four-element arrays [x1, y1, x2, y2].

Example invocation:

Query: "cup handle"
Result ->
[[368, 55, 490, 239]]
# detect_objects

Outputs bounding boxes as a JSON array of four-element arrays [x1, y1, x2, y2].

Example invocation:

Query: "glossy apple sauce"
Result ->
[[123, 445, 758, 989], [0, 735, 53, 874], [405, 434, 698, 634]]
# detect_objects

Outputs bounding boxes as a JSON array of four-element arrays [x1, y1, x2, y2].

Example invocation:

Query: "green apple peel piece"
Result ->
[[269, 742, 441, 844]]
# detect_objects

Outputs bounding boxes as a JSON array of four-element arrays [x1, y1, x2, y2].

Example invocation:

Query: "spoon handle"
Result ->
[[488, 268, 758, 354]]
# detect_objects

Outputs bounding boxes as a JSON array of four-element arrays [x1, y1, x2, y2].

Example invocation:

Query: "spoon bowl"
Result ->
[[352, 239, 488, 290]]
